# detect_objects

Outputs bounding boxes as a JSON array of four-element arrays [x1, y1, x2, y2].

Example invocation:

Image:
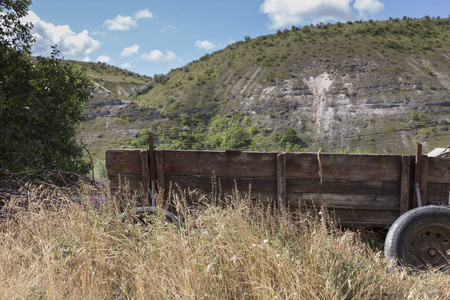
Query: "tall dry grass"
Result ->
[[0, 182, 449, 299]]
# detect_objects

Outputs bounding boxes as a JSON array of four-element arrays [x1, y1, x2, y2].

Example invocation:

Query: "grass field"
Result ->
[[1, 182, 449, 299]]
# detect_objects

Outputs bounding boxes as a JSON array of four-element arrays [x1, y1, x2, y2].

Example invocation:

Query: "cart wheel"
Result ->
[[384, 205, 450, 272], [120, 206, 179, 225]]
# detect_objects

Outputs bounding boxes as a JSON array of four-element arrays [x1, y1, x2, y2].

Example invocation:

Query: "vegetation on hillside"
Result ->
[[75, 16, 450, 175], [121, 16, 449, 153], [73, 60, 151, 97], [1, 182, 449, 299], [128, 112, 306, 152]]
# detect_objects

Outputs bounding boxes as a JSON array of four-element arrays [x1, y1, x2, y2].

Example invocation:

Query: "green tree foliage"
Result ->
[[129, 112, 308, 153], [0, 0, 92, 174], [0, 0, 33, 51], [224, 129, 251, 149], [133, 81, 154, 96], [153, 73, 169, 84], [272, 128, 305, 152]]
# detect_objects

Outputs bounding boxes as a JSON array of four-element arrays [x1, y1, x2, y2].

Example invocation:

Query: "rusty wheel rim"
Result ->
[[405, 223, 450, 271]]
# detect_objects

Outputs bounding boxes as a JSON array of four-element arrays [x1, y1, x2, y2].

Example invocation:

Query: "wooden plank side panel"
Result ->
[[164, 175, 277, 194], [285, 153, 404, 181], [106, 150, 143, 194], [161, 150, 277, 178], [331, 209, 399, 227], [425, 158, 450, 204], [286, 178, 400, 195], [296, 204, 399, 227], [287, 193, 400, 210], [284, 152, 403, 227], [105, 150, 142, 175], [103, 149, 440, 227], [427, 157, 450, 183], [426, 182, 450, 197], [108, 174, 144, 191], [163, 175, 277, 205]]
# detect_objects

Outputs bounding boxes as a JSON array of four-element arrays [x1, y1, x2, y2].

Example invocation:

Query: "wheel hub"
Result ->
[[427, 247, 437, 257], [406, 224, 450, 271]]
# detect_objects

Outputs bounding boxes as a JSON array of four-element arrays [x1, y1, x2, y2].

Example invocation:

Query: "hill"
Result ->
[[77, 16, 450, 161]]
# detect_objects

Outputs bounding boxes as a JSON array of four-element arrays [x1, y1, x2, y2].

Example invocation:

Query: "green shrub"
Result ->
[[410, 110, 422, 121]]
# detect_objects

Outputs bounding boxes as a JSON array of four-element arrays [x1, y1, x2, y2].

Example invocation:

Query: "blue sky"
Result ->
[[25, 0, 450, 76]]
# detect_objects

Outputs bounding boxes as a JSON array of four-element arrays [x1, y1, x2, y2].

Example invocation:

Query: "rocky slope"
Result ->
[[78, 17, 450, 159]]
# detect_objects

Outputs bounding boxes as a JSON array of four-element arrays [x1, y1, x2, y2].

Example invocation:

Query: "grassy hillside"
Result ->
[[77, 17, 450, 162], [73, 60, 151, 97]]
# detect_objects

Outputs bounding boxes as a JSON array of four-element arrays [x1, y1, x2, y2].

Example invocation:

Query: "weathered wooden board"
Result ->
[[288, 193, 400, 210], [108, 174, 144, 191], [286, 178, 400, 195], [161, 175, 276, 206], [285, 153, 403, 181], [161, 150, 277, 178], [106, 150, 142, 175], [295, 204, 399, 227], [328, 209, 399, 227], [424, 157, 450, 204], [426, 182, 450, 197], [426, 157, 450, 183], [163, 175, 276, 192]]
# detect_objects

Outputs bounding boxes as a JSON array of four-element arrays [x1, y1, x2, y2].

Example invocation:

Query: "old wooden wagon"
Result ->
[[106, 136, 450, 271]]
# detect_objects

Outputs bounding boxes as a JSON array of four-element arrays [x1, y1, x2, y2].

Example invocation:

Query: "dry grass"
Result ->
[[0, 182, 449, 299]]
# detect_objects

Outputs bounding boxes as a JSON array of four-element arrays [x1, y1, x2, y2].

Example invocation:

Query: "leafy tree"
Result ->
[[133, 81, 154, 95], [272, 128, 305, 152], [224, 129, 251, 149], [0, 0, 92, 174], [0, 0, 33, 51], [153, 73, 169, 84]]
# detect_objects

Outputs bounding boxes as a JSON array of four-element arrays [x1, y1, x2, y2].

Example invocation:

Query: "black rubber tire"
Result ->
[[384, 205, 450, 272], [120, 206, 179, 225]]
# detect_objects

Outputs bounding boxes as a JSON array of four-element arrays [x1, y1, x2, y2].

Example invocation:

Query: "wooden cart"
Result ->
[[106, 137, 450, 271]]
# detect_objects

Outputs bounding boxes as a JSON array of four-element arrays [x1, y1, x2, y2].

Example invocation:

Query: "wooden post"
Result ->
[[400, 155, 411, 214], [148, 135, 157, 206], [413, 143, 422, 208], [419, 156, 429, 206], [277, 153, 287, 211], [155, 151, 165, 194], [140, 150, 150, 192]]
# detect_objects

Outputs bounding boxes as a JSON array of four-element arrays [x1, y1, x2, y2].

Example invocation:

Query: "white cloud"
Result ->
[[260, 0, 384, 29], [195, 40, 216, 50], [135, 9, 153, 20], [91, 31, 106, 36], [104, 9, 153, 31], [121, 45, 139, 56], [141, 50, 181, 62], [21, 11, 100, 57], [121, 62, 131, 69], [104, 15, 136, 31], [96, 55, 111, 63], [161, 25, 176, 33], [83, 56, 91, 62], [353, 0, 384, 16]]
